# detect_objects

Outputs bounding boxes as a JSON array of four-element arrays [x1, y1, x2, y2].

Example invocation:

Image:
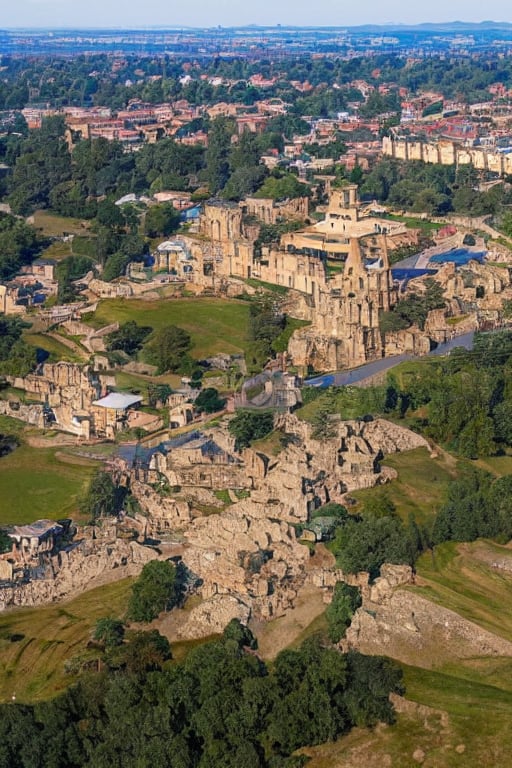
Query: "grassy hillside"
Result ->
[[0, 415, 99, 525], [301, 663, 512, 767], [0, 579, 132, 704], [414, 540, 512, 644], [87, 297, 251, 359], [352, 446, 458, 525]]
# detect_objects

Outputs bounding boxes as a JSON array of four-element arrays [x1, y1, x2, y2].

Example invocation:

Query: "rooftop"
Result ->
[[10, 520, 63, 540], [93, 392, 143, 410]]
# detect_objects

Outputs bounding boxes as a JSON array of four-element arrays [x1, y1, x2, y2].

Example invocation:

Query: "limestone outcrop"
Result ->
[[0, 531, 159, 611], [176, 595, 251, 640], [342, 564, 512, 664], [128, 415, 429, 626]]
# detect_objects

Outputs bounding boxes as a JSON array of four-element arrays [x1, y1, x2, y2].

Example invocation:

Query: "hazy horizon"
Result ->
[[2, 1, 511, 31]]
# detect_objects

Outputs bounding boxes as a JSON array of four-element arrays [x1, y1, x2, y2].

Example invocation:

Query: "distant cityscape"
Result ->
[[3, 22, 512, 57]]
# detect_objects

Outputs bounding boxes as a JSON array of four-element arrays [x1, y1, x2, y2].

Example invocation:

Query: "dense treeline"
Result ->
[[304, 331, 512, 460], [387, 331, 512, 458], [1, 53, 511, 114], [0, 316, 36, 377], [359, 158, 512, 217], [3, 113, 304, 217], [0, 212, 44, 280], [0, 623, 403, 768]]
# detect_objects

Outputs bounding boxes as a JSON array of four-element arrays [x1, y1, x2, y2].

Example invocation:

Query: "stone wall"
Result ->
[[383, 135, 512, 177]]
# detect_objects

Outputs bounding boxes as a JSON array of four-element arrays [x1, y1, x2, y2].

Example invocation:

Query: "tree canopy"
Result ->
[[144, 325, 192, 374], [127, 559, 178, 622]]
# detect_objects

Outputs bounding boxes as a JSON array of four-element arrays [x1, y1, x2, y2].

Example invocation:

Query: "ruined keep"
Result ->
[[179, 186, 410, 370]]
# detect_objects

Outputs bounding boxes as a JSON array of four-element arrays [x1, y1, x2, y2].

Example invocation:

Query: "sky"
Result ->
[[2, 0, 512, 29]]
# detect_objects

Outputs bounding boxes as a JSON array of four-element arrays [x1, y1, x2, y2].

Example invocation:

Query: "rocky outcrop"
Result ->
[[176, 595, 251, 640], [183, 507, 309, 620], [0, 535, 159, 611], [128, 415, 431, 629], [342, 564, 512, 664], [132, 481, 192, 537]]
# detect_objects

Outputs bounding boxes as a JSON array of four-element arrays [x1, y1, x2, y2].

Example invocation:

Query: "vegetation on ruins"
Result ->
[[105, 320, 153, 357], [228, 410, 275, 450], [55, 254, 96, 304], [326, 582, 363, 643], [380, 279, 446, 332], [78, 470, 126, 521], [329, 495, 425, 579], [194, 387, 226, 414]]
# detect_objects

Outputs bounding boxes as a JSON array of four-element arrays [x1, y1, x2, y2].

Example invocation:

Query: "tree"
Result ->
[[254, 172, 310, 201], [144, 325, 192, 374], [222, 619, 257, 650], [326, 582, 362, 643], [194, 387, 226, 414], [343, 651, 404, 727], [106, 321, 153, 356], [102, 251, 130, 282], [206, 117, 235, 194], [331, 511, 413, 580], [0, 529, 11, 555], [228, 410, 274, 451], [144, 203, 181, 238], [127, 560, 178, 622], [79, 471, 125, 521], [121, 630, 172, 673], [94, 618, 125, 648]]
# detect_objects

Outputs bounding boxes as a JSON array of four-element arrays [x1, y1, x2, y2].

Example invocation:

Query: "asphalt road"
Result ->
[[305, 331, 475, 388]]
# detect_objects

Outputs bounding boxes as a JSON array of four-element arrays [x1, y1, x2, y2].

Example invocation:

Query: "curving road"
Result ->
[[305, 332, 475, 389]]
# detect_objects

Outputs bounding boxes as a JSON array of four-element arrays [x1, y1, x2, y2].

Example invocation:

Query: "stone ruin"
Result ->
[[0, 519, 159, 611], [128, 414, 429, 629]]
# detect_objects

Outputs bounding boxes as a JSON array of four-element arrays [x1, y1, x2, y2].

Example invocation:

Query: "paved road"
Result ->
[[305, 331, 475, 389]]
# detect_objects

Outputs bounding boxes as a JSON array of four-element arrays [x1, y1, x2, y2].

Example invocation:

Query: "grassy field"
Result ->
[[414, 540, 512, 643], [386, 213, 440, 234], [87, 297, 251, 359], [0, 443, 99, 525], [301, 539, 512, 767], [38, 240, 73, 262], [301, 662, 512, 768], [114, 369, 182, 398], [32, 210, 92, 238], [24, 332, 85, 364], [352, 447, 457, 526], [0, 579, 132, 703]]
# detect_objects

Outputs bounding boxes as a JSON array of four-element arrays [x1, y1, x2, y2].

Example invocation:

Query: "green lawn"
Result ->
[[0, 578, 132, 703], [32, 210, 92, 238], [87, 297, 251, 359], [0, 444, 99, 525], [24, 332, 84, 364], [114, 370, 182, 399]]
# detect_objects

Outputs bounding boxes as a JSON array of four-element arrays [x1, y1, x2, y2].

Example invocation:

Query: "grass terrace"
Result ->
[[87, 297, 251, 359], [0, 420, 100, 525], [0, 579, 132, 703]]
